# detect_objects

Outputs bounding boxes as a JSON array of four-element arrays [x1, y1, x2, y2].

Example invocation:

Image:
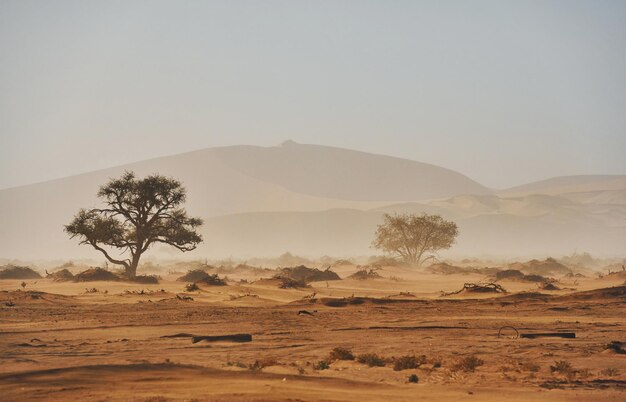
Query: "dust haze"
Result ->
[[1, 1, 626, 402]]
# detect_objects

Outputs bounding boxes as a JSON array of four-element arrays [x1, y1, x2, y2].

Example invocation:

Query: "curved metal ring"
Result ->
[[498, 325, 519, 339]]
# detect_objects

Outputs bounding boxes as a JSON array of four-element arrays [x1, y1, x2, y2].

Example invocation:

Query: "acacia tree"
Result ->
[[372, 213, 458, 267], [65, 171, 203, 278]]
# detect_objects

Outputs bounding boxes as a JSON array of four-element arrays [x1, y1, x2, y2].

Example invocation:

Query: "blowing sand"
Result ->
[[0, 267, 624, 401]]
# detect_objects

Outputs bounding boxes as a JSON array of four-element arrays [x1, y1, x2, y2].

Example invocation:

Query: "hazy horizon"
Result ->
[[2, 0, 626, 189]]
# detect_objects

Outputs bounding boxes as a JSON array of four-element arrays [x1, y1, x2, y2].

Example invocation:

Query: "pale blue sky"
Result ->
[[1, 0, 625, 189]]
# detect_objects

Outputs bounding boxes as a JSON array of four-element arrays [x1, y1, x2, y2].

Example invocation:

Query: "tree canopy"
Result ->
[[65, 171, 203, 278], [372, 213, 458, 267]]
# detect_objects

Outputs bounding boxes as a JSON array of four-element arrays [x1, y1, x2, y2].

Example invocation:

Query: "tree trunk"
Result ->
[[126, 252, 141, 278]]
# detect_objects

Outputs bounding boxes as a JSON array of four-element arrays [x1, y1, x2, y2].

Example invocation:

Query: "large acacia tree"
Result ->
[[372, 213, 458, 267], [65, 171, 203, 278]]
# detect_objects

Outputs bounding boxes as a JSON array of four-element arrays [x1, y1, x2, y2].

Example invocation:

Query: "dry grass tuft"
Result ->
[[452, 355, 484, 372], [357, 353, 386, 367], [393, 355, 426, 371], [329, 347, 355, 361]]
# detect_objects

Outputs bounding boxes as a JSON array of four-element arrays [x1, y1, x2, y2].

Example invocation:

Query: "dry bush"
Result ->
[[46, 268, 74, 282], [520, 361, 540, 373], [349, 268, 382, 280], [177, 269, 210, 282], [249, 357, 278, 370], [407, 374, 419, 383], [0, 265, 42, 279], [600, 368, 620, 377], [550, 360, 576, 381], [452, 355, 484, 372], [277, 277, 309, 289], [185, 283, 199, 291], [314, 360, 330, 370], [606, 341, 626, 354], [275, 265, 340, 283], [74, 267, 119, 282], [199, 273, 227, 286], [577, 368, 592, 379], [132, 274, 160, 284], [356, 353, 386, 367], [393, 355, 426, 371], [329, 347, 354, 361]]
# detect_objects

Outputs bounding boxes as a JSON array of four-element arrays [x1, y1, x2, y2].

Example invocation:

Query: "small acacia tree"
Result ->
[[372, 213, 458, 267], [65, 171, 203, 278]]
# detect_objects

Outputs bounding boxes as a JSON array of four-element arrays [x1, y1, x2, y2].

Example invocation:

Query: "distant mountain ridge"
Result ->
[[0, 141, 624, 260]]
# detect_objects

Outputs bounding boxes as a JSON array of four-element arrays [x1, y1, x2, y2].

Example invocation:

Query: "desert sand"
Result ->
[[1, 265, 624, 401]]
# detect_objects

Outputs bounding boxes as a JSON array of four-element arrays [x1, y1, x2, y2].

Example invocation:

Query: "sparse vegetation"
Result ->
[[372, 213, 458, 267], [249, 357, 278, 370], [274, 265, 340, 284], [357, 353, 386, 367], [74, 267, 119, 282], [65, 171, 203, 278], [349, 268, 382, 280], [600, 367, 620, 377], [407, 374, 419, 383], [329, 347, 354, 361], [226, 361, 247, 369], [393, 355, 426, 371], [277, 277, 309, 289], [314, 360, 330, 370], [0, 265, 42, 279], [550, 360, 576, 381], [452, 355, 484, 372]]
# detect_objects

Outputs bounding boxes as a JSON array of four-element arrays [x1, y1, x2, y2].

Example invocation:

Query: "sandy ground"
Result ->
[[0, 267, 624, 401]]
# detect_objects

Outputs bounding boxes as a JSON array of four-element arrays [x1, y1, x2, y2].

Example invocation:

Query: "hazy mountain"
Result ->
[[0, 142, 623, 260], [501, 175, 626, 196], [0, 141, 488, 259], [200, 194, 626, 258], [212, 140, 491, 201]]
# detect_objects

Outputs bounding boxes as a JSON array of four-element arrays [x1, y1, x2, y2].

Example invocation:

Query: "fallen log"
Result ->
[[160, 333, 195, 338], [520, 332, 575, 339], [191, 334, 252, 343]]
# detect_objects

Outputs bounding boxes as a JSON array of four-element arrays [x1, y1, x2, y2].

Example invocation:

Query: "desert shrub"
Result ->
[[47, 268, 74, 281], [314, 360, 330, 370], [407, 374, 419, 383], [132, 275, 159, 284], [550, 360, 576, 380], [606, 341, 626, 354], [177, 269, 210, 282], [0, 265, 42, 279], [185, 283, 199, 291], [249, 357, 278, 370], [600, 368, 620, 377], [520, 361, 541, 373], [277, 277, 309, 289], [452, 355, 484, 372], [349, 268, 382, 280], [74, 267, 119, 282], [329, 347, 355, 361], [393, 355, 426, 371], [357, 353, 385, 367], [226, 361, 247, 368], [275, 265, 340, 283], [199, 273, 227, 286]]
